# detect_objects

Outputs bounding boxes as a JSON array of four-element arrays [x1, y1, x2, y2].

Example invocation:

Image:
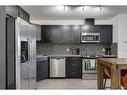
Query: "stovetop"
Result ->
[[82, 54, 98, 58]]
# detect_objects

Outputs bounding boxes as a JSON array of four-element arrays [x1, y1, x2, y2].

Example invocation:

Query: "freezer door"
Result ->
[[19, 18, 29, 89]]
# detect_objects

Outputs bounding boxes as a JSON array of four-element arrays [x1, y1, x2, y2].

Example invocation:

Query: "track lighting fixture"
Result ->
[[82, 5, 85, 11], [99, 5, 102, 12], [64, 5, 66, 11]]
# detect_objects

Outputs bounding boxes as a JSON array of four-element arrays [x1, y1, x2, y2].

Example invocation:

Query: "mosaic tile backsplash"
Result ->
[[37, 43, 117, 56]]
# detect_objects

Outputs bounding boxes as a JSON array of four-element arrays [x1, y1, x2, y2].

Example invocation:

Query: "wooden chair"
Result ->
[[103, 66, 111, 89], [103, 67, 127, 89], [121, 70, 127, 89]]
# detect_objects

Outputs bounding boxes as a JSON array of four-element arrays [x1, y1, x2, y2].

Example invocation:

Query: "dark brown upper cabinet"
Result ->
[[40, 25, 112, 44], [61, 25, 72, 43], [71, 25, 80, 43], [85, 18, 95, 25], [98, 25, 112, 44], [41, 25, 81, 43], [41, 25, 52, 43], [50, 25, 61, 43]]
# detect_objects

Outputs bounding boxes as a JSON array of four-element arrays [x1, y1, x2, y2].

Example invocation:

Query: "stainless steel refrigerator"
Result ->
[[15, 18, 36, 89]]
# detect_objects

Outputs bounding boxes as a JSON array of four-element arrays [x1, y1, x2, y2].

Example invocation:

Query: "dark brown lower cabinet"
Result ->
[[66, 57, 82, 78], [37, 58, 49, 81]]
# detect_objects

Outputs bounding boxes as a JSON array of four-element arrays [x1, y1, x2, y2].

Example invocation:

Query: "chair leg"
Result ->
[[103, 78, 107, 89]]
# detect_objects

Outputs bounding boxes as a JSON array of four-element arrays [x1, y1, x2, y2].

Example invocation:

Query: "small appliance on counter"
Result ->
[[103, 47, 111, 55], [71, 48, 80, 55]]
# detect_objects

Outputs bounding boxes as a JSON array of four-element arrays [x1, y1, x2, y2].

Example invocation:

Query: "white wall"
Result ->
[[110, 14, 127, 58], [117, 14, 127, 58], [110, 16, 118, 43], [31, 20, 83, 25], [31, 19, 112, 25]]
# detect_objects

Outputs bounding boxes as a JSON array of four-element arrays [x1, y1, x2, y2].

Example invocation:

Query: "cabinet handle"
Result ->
[[72, 64, 76, 66], [72, 72, 76, 74]]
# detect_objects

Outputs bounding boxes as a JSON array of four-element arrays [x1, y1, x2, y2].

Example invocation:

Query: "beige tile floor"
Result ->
[[36, 79, 98, 89]]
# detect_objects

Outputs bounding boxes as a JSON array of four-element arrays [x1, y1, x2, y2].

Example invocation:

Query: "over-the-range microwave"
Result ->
[[81, 32, 100, 43]]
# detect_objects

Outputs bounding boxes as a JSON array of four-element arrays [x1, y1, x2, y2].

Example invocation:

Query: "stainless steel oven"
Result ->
[[81, 33, 100, 43], [82, 58, 97, 80]]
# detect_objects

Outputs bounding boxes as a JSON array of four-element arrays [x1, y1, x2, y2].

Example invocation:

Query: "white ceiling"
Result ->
[[21, 6, 127, 21]]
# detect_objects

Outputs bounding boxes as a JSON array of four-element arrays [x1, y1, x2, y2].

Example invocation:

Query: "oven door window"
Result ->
[[21, 41, 28, 63], [84, 59, 96, 70]]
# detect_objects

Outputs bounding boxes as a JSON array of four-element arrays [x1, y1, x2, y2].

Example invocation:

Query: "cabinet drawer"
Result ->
[[67, 57, 81, 61], [66, 71, 82, 78], [68, 68, 82, 73], [66, 57, 81, 64]]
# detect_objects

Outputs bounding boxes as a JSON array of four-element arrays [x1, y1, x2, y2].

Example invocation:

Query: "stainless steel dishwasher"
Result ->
[[50, 57, 65, 78]]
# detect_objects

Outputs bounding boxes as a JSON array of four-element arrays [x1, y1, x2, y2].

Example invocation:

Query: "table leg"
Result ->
[[111, 65, 119, 89], [97, 60, 104, 89]]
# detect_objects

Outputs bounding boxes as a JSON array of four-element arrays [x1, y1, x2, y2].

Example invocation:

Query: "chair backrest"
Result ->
[[121, 70, 127, 88], [103, 67, 111, 78]]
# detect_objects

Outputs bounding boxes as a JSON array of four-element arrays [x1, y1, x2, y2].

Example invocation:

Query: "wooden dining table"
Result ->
[[97, 58, 127, 89]]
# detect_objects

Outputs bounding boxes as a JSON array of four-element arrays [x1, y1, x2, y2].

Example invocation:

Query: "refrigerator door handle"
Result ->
[[27, 37, 31, 64]]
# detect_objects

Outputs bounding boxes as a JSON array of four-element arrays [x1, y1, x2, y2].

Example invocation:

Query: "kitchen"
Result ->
[[34, 6, 117, 89], [0, 5, 127, 90]]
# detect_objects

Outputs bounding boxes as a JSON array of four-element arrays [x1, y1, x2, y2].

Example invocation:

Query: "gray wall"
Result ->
[[37, 43, 117, 56], [0, 6, 6, 89], [37, 43, 115, 56]]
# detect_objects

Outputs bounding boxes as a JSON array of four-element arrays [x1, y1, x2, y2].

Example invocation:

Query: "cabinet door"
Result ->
[[99, 25, 112, 43], [80, 25, 97, 33], [37, 60, 48, 81], [66, 57, 82, 78], [50, 25, 61, 43], [43, 60, 49, 78], [41, 25, 51, 43], [36, 25, 41, 41], [36, 62, 43, 81], [66, 62, 81, 77], [61, 25, 72, 43], [71, 25, 80, 43]]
